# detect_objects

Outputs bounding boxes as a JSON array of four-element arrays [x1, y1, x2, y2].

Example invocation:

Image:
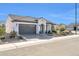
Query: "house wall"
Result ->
[[47, 24, 52, 32], [77, 26, 79, 30], [6, 16, 14, 33], [53, 25, 59, 30]]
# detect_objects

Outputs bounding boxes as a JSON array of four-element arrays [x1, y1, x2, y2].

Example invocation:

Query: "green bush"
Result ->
[[52, 30, 57, 33], [60, 31, 66, 35], [0, 26, 5, 36]]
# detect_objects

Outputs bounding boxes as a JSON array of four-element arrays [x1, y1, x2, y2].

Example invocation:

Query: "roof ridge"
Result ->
[[8, 14, 37, 19]]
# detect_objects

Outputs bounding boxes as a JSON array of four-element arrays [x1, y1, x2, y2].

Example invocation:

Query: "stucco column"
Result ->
[[16, 23, 19, 35], [44, 24, 46, 34], [13, 23, 19, 35], [47, 24, 52, 32], [36, 24, 40, 34]]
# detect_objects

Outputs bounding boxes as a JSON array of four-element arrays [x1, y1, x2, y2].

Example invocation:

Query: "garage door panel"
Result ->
[[19, 24, 36, 34]]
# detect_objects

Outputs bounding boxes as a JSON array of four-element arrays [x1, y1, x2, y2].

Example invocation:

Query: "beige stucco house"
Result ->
[[6, 14, 54, 35]]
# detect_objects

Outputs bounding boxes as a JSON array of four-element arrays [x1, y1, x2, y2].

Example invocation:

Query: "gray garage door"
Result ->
[[19, 24, 36, 34]]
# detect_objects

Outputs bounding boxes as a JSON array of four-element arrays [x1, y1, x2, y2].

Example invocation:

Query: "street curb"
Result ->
[[0, 35, 79, 51]]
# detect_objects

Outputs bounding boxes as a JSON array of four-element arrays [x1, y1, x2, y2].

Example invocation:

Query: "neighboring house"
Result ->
[[6, 14, 55, 35], [66, 25, 74, 31], [66, 24, 79, 31], [76, 24, 79, 30], [66, 24, 79, 34], [77, 25, 79, 30]]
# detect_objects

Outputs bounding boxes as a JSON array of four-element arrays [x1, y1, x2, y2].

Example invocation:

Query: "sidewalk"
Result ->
[[0, 35, 79, 51]]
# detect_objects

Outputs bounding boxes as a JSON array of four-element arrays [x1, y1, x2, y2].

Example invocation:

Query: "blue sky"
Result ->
[[0, 3, 79, 24]]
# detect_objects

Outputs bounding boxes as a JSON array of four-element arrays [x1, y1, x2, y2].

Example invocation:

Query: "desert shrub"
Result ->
[[57, 24, 66, 35], [59, 24, 66, 31], [60, 28, 65, 31], [0, 36, 5, 40], [60, 31, 66, 35], [64, 30, 69, 33], [52, 29, 57, 33], [52, 24, 72, 36], [10, 31, 17, 38], [60, 30, 70, 35]]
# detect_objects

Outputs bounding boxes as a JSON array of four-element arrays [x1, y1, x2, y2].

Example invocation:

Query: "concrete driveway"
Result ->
[[0, 35, 79, 56]]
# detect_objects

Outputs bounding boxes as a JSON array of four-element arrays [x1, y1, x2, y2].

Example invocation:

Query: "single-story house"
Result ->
[[66, 24, 79, 31], [6, 14, 55, 35]]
